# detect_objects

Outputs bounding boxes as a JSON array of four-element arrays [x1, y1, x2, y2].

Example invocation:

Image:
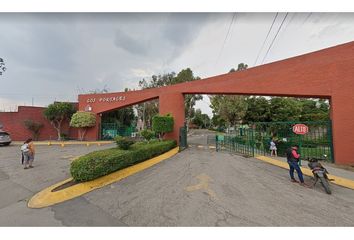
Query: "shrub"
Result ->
[[114, 136, 136, 150], [152, 114, 174, 139], [70, 140, 177, 182], [23, 119, 44, 140], [70, 111, 96, 141], [140, 129, 155, 141]]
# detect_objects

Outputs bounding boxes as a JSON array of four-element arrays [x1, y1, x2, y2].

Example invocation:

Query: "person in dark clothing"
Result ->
[[286, 145, 310, 187]]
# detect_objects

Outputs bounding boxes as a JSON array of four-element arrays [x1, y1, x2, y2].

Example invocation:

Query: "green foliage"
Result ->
[[43, 102, 75, 122], [152, 114, 174, 138], [114, 136, 136, 150], [43, 102, 76, 140], [243, 97, 271, 123], [137, 68, 202, 128], [269, 97, 302, 122], [192, 109, 211, 129], [23, 119, 44, 140], [101, 107, 135, 127], [70, 140, 177, 182], [70, 111, 96, 141], [70, 111, 96, 128], [210, 95, 248, 127], [140, 129, 155, 141]]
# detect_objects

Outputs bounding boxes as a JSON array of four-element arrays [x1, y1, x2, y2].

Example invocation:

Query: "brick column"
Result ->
[[159, 92, 185, 143]]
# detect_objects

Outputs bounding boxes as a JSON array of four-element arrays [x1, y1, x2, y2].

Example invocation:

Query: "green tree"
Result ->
[[70, 111, 97, 141], [23, 120, 44, 140], [152, 114, 174, 140], [269, 97, 302, 122], [137, 68, 202, 129], [210, 95, 248, 127], [43, 102, 76, 140], [297, 98, 329, 121], [243, 97, 271, 123], [210, 63, 249, 129], [192, 109, 211, 129]]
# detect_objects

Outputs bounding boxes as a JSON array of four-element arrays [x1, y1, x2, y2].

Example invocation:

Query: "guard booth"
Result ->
[[215, 121, 334, 162]]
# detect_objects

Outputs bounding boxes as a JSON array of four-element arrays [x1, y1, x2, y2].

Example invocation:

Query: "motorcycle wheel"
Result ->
[[319, 176, 332, 194]]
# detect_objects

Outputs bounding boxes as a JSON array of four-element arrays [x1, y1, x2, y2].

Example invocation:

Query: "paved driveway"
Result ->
[[1, 142, 354, 226]]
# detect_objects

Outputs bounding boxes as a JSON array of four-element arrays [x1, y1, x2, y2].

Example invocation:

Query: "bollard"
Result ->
[[61, 143, 65, 147], [97, 143, 101, 146], [86, 143, 90, 147]]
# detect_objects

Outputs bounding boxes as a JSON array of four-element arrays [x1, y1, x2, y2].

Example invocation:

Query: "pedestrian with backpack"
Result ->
[[21, 138, 33, 169]]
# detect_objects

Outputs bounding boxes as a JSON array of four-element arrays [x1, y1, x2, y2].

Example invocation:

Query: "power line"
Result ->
[[253, 12, 279, 66], [261, 12, 289, 64], [216, 13, 237, 66]]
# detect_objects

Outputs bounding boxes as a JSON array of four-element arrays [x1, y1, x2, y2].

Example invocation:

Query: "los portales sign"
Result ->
[[86, 96, 126, 103], [292, 124, 309, 135]]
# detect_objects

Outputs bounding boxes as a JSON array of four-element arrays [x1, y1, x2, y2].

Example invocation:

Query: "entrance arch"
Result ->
[[78, 41, 354, 165]]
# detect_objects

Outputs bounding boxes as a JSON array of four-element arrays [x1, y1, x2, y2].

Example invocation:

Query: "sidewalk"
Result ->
[[273, 156, 354, 182], [256, 155, 354, 190]]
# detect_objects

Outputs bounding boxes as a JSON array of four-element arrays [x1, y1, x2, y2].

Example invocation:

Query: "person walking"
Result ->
[[270, 138, 277, 157], [286, 145, 310, 187], [27, 138, 35, 168], [21, 139, 32, 169]]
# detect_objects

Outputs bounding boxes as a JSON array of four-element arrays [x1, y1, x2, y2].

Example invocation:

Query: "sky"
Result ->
[[1, 13, 354, 116]]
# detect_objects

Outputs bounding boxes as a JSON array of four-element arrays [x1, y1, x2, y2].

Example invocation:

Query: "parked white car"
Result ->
[[0, 131, 12, 146]]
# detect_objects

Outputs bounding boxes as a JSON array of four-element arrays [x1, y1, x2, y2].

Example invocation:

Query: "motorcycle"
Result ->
[[307, 157, 332, 194]]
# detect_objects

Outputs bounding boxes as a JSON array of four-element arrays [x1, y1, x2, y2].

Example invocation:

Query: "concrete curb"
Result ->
[[27, 147, 179, 209], [256, 155, 354, 190]]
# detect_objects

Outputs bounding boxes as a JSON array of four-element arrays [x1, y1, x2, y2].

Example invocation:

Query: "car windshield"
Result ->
[[0, 132, 9, 136]]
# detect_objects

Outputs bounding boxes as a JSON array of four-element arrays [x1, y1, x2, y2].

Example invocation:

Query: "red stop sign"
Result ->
[[292, 124, 309, 135]]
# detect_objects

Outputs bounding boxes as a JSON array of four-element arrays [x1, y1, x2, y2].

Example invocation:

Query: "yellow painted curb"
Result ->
[[256, 155, 354, 190], [28, 147, 179, 209], [13, 141, 114, 146]]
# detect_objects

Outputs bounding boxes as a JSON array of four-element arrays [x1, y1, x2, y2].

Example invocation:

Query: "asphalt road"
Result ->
[[1, 135, 354, 226]]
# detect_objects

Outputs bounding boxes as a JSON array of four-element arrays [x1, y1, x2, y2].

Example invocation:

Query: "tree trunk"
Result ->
[[52, 118, 63, 141], [79, 128, 87, 141]]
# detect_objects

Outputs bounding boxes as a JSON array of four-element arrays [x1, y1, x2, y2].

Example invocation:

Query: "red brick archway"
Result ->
[[78, 41, 354, 165]]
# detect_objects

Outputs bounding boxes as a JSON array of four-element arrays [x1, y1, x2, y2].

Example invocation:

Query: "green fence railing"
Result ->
[[101, 123, 136, 140], [215, 121, 334, 162]]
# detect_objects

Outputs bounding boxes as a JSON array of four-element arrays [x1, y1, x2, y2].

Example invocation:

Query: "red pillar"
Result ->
[[159, 92, 185, 143], [84, 113, 101, 141], [330, 62, 354, 165]]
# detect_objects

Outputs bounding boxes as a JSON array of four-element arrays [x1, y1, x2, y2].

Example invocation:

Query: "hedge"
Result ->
[[70, 140, 177, 182]]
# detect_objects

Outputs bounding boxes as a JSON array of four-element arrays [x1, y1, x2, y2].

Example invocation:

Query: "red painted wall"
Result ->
[[0, 106, 78, 141]]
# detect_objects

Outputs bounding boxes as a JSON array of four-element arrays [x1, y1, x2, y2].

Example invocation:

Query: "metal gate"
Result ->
[[101, 123, 135, 140], [179, 125, 188, 150], [216, 121, 334, 162]]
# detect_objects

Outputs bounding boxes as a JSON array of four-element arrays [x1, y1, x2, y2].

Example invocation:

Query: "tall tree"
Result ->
[[192, 109, 211, 129], [137, 68, 202, 129], [243, 97, 271, 123], [269, 97, 302, 122], [0, 57, 6, 75], [43, 102, 76, 140], [210, 63, 249, 128], [210, 95, 248, 127]]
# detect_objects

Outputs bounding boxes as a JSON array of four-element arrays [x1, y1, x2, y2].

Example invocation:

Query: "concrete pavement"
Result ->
[[1, 135, 354, 226]]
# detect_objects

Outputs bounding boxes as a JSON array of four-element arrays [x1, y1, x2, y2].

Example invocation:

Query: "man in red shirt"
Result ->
[[286, 145, 310, 187]]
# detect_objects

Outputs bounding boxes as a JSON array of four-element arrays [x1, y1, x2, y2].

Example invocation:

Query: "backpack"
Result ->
[[21, 143, 29, 153]]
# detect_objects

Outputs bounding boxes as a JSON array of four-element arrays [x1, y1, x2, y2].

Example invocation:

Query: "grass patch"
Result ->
[[70, 140, 177, 182]]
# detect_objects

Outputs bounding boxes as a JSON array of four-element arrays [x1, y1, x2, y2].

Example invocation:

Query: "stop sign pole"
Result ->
[[292, 124, 309, 166]]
